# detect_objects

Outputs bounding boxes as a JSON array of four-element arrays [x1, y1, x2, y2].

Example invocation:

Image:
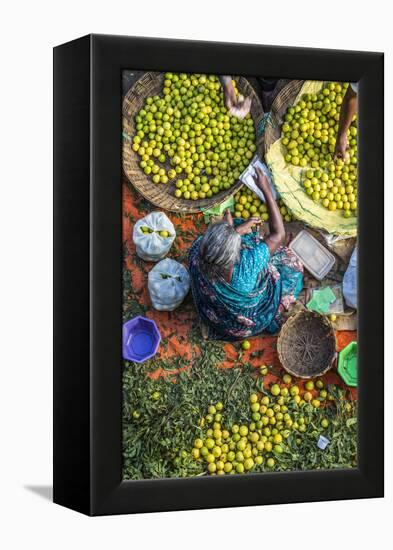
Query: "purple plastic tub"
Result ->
[[123, 316, 161, 363]]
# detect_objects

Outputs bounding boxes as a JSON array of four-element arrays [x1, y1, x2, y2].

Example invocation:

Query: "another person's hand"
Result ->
[[229, 96, 251, 119], [235, 217, 261, 235], [222, 79, 238, 111], [334, 85, 357, 162], [221, 77, 251, 119], [334, 134, 349, 161]]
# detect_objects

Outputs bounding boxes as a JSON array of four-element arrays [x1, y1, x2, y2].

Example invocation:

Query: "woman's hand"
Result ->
[[223, 208, 234, 226], [253, 167, 272, 198], [235, 217, 262, 235], [222, 208, 261, 235]]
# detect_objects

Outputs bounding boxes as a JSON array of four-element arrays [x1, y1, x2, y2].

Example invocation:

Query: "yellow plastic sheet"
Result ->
[[265, 81, 357, 236]]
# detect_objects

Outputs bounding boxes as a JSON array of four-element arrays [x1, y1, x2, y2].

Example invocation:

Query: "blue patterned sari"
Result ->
[[188, 223, 303, 341]]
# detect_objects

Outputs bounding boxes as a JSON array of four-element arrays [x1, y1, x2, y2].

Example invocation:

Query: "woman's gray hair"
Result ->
[[198, 221, 241, 281]]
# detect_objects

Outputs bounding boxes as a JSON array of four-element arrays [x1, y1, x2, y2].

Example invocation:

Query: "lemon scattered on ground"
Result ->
[[189, 369, 354, 476], [260, 365, 269, 375]]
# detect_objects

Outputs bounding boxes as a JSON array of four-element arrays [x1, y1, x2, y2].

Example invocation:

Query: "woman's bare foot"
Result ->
[[200, 320, 209, 340]]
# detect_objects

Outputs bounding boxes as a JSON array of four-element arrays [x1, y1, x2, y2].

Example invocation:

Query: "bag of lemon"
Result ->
[[148, 258, 190, 311], [133, 211, 176, 261]]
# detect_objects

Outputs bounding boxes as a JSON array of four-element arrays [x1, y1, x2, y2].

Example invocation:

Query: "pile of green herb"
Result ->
[[122, 337, 257, 479], [122, 340, 357, 479]]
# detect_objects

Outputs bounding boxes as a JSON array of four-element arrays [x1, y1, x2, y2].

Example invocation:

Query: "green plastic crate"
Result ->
[[338, 341, 357, 387]]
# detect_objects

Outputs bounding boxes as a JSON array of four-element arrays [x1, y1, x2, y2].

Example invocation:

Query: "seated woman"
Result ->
[[189, 168, 304, 341]]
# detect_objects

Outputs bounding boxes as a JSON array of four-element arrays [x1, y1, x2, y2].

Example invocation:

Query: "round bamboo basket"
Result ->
[[277, 310, 336, 379], [263, 80, 304, 156], [123, 72, 265, 214]]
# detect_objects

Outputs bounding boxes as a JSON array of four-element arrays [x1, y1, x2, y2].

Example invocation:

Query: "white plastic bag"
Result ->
[[343, 246, 357, 309], [133, 211, 176, 262], [148, 259, 190, 311]]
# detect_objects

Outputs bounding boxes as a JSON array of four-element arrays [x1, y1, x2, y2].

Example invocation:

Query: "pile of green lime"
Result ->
[[132, 73, 256, 201], [233, 188, 295, 222], [281, 82, 357, 217], [191, 370, 336, 475]]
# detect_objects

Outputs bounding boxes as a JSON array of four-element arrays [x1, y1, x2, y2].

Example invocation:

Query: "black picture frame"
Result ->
[[53, 34, 384, 516]]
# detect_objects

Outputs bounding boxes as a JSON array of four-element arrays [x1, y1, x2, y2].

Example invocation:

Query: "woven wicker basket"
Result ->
[[277, 310, 336, 379], [263, 80, 304, 156], [123, 72, 264, 214]]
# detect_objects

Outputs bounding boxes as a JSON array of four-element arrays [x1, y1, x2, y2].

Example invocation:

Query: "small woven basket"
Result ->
[[263, 80, 304, 156], [277, 310, 336, 379], [123, 72, 264, 214]]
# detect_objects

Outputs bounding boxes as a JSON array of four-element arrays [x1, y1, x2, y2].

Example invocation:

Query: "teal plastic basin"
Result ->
[[337, 341, 357, 387]]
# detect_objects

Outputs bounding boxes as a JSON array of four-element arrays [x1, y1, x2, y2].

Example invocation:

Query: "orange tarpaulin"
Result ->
[[123, 178, 357, 398]]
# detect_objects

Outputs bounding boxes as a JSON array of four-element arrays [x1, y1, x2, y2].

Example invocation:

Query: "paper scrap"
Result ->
[[240, 156, 278, 202]]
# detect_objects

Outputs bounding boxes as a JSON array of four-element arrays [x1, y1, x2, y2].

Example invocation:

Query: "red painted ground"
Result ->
[[123, 179, 357, 398]]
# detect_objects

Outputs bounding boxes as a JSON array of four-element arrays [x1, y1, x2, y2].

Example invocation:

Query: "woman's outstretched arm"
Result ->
[[253, 168, 285, 254]]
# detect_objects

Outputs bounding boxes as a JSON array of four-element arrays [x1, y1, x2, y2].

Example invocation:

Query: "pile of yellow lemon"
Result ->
[[191, 370, 330, 475], [234, 189, 294, 222], [301, 165, 357, 217], [281, 82, 357, 217], [132, 73, 257, 201]]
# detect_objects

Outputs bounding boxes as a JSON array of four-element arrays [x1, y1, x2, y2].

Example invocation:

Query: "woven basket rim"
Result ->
[[122, 72, 265, 214], [263, 79, 304, 156], [277, 309, 336, 379]]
